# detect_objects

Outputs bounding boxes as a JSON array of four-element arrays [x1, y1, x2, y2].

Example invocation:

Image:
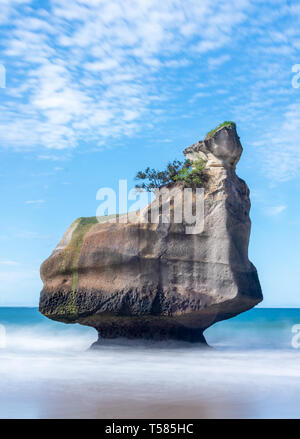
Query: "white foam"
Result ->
[[1, 324, 300, 418]]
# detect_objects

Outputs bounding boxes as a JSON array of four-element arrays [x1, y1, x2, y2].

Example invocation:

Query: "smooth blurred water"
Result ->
[[0, 307, 300, 419]]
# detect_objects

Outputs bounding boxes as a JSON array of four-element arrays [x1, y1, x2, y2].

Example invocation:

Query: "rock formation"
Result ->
[[39, 123, 262, 344]]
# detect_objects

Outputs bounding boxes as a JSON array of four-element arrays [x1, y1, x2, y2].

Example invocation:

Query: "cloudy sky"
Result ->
[[0, 0, 300, 306]]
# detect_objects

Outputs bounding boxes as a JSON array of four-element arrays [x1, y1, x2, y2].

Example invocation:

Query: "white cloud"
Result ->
[[0, 260, 20, 266], [189, 91, 210, 104], [25, 199, 45, 204], [2, 0, 299, 192], [265, 205, 287, 216], [0, 0, 250, 151], [0, 0, 29, 25], [254, 103, 300, 182], [38, 154, 66, 161], [207, 54, 230, 70]]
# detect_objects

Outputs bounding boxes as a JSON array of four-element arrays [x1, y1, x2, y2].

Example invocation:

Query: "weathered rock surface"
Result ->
[[39, 124, 262, 344]]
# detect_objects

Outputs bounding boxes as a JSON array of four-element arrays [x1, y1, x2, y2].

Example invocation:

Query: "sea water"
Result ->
[[0, 307, 300, 419]]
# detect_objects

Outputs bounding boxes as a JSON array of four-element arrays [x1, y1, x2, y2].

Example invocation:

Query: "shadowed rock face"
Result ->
[[184, 123, 242, 168], [39, 125, 262, 344]]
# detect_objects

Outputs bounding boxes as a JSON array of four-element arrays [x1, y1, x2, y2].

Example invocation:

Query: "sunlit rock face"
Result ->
[[39, 125, 262, 344]]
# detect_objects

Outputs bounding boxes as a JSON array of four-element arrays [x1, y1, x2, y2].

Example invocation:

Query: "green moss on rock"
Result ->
[[56, 217, 98, 319], [56, 215, 124, 319], [69, 217, 98, 292]]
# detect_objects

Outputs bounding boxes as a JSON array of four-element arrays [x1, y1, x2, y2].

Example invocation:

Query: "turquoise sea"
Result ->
[[0, 307, 300, 419]]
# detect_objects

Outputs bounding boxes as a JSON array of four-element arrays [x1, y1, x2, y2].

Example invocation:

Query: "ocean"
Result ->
[[0, 307, 300, 419]]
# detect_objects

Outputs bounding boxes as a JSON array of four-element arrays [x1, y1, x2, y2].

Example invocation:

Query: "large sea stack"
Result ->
[[39, 124, 262, 344]]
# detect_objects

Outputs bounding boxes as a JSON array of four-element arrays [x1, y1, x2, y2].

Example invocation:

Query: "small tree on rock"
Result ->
[[135, 158, 206, 191]]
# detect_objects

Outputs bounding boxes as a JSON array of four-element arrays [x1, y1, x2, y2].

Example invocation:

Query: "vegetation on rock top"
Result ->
[[205, 121, 236, 140]]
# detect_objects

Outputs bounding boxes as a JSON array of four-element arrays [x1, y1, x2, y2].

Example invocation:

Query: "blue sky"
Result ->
[[0, 0, 300, 307]]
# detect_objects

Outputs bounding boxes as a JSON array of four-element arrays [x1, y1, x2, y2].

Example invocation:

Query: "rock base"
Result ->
[[95, 322, 206, 343], [76, 315, 208, 344]]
